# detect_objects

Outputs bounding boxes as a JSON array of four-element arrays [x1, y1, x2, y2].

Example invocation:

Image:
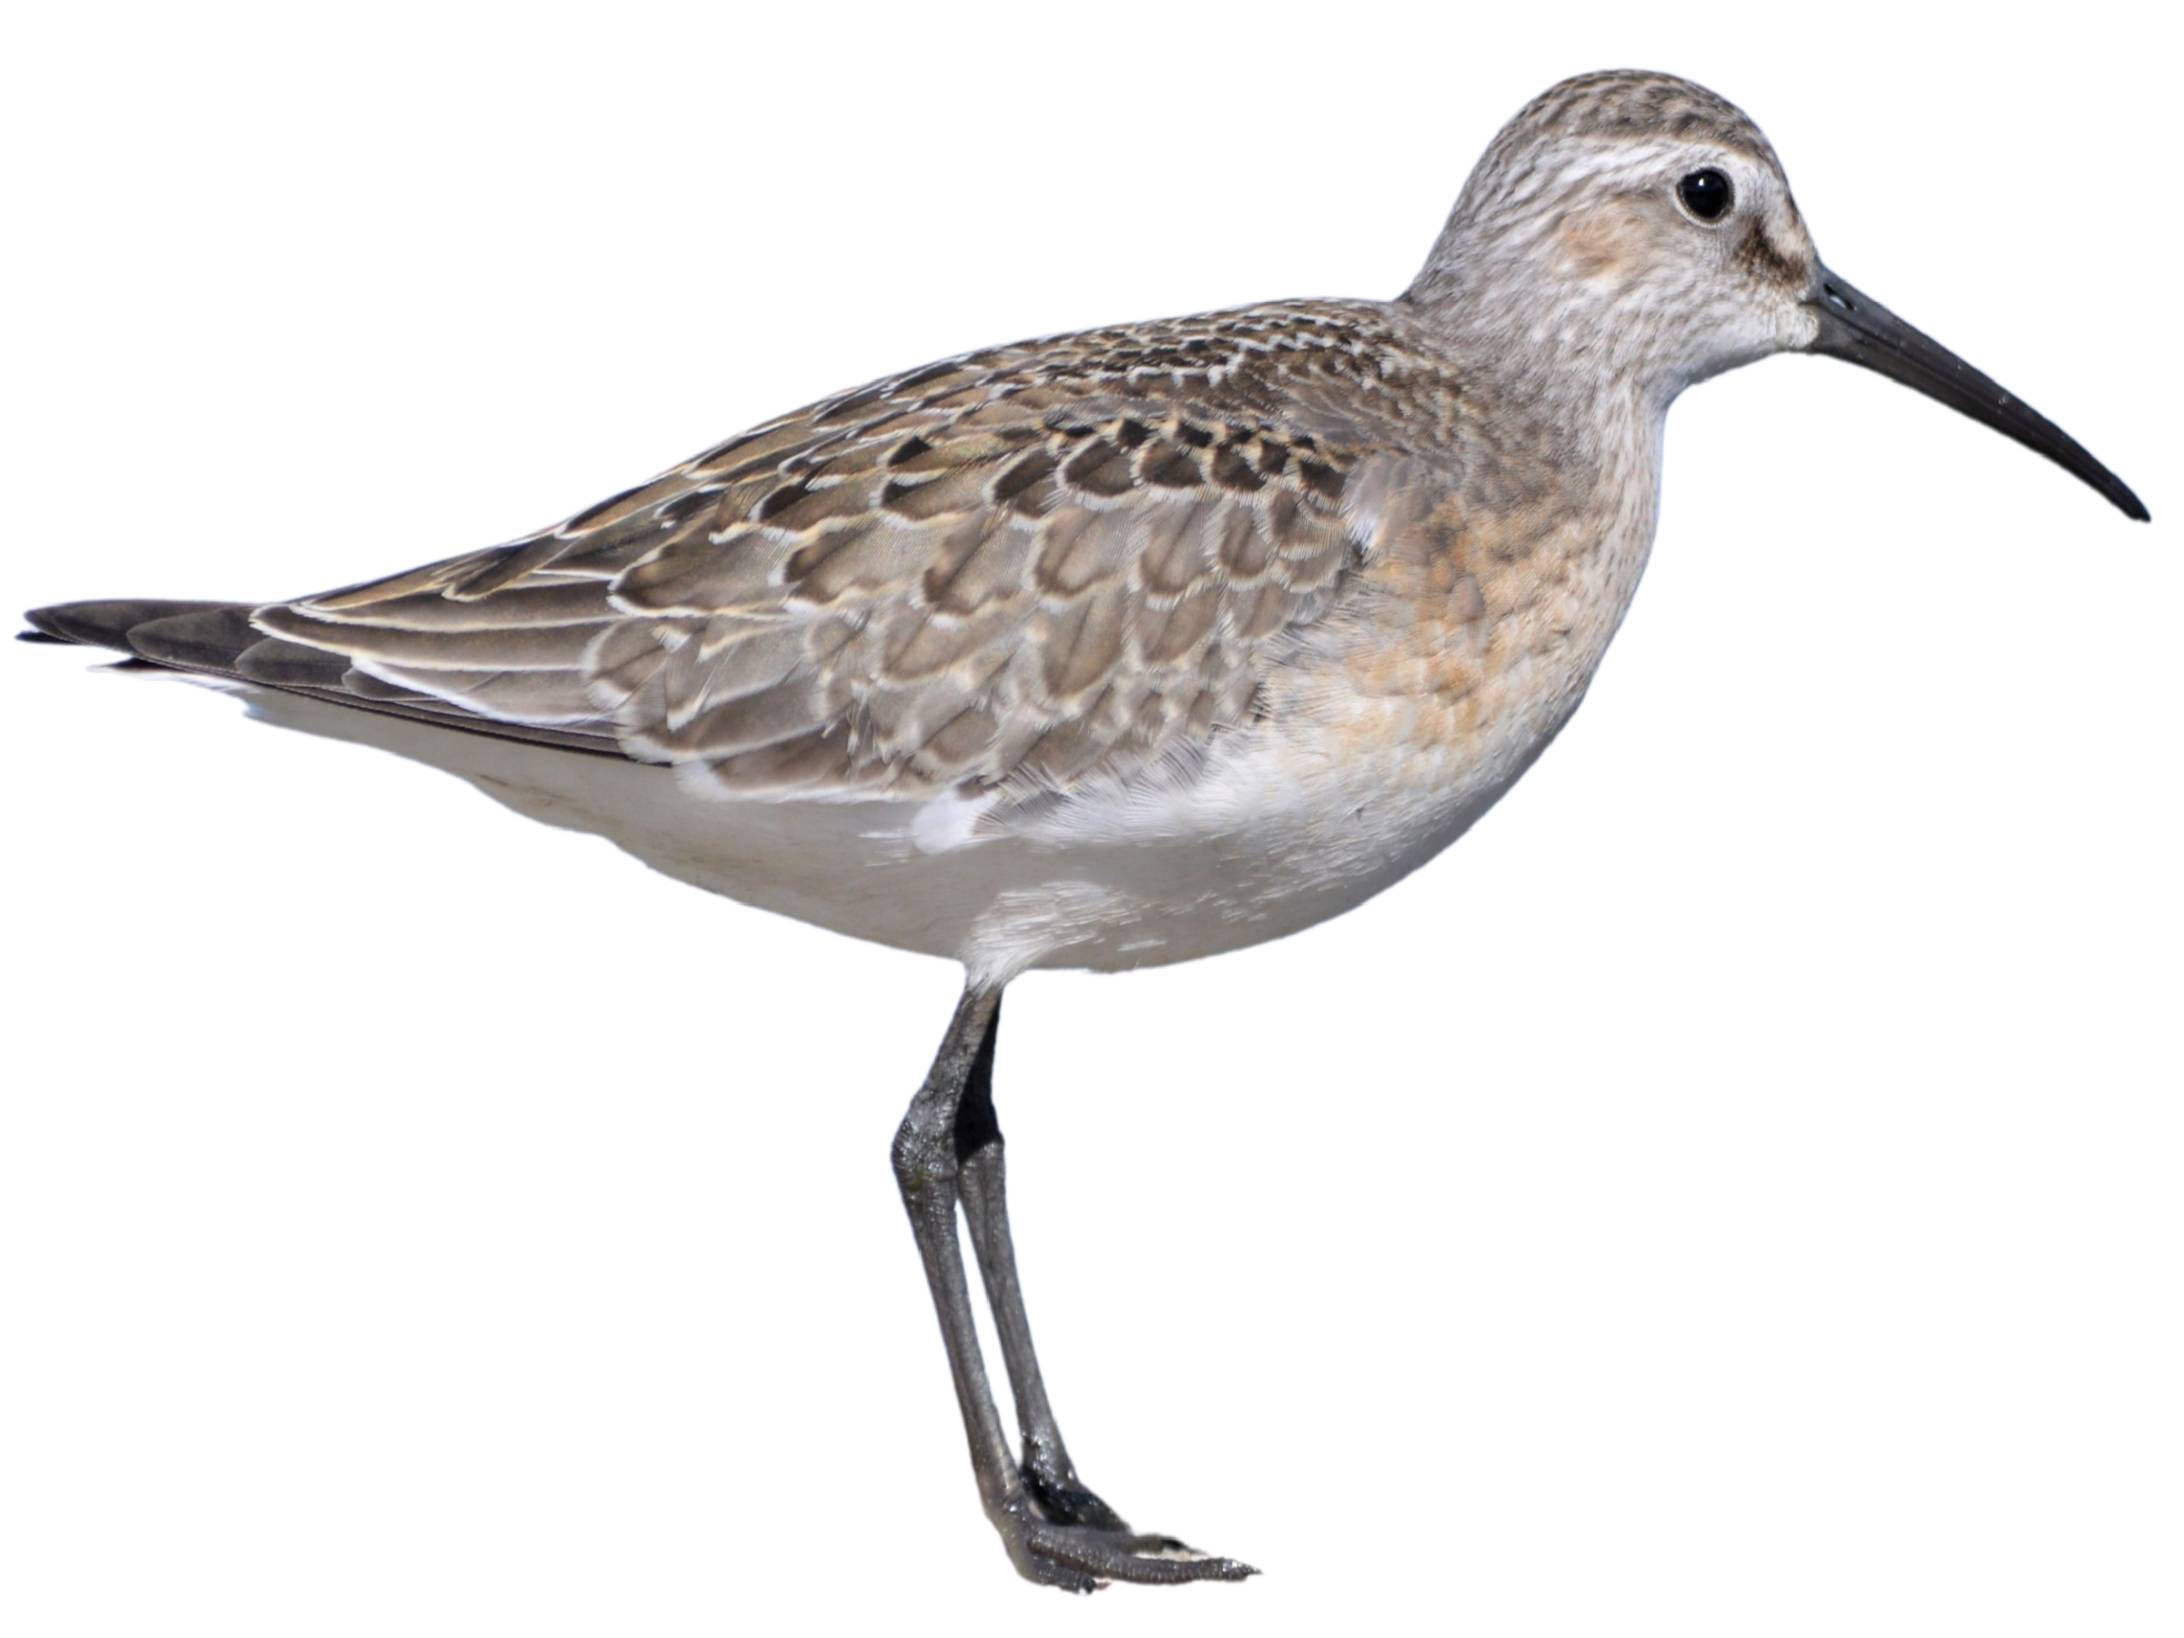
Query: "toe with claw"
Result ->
[[993, 1495, 1257, 1593]]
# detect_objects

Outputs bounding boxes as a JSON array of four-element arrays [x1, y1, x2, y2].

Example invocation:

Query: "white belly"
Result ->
[[239, 681, 1573, 984]]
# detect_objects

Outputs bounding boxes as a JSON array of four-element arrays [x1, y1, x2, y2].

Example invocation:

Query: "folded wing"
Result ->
[[252, 304, 1412, 803]]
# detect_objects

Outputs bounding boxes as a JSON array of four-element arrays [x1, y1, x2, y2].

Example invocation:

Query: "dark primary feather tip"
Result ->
[[124, 606, 263, 669], [25, 598, 237, 652], [24, 604, 90, 643]]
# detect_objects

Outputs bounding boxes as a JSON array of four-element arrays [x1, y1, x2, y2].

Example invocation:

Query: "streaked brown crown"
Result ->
[[1506, 70, 1776, 161]]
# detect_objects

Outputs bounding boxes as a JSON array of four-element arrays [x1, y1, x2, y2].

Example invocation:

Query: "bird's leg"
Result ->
[[952, 992, 1124, 1531], [892, 983, 1254, 1592]]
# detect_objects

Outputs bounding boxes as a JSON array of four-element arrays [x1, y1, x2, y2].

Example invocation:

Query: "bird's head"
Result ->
[[1407, 70, 2146, 519]]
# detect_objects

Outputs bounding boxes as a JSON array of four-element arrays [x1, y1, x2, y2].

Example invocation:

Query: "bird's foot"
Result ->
[[993, 1495, 1256, 1593], [1019, 1447, 1129, 1532]]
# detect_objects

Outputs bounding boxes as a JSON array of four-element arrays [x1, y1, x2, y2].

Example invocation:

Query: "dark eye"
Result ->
[[1677, 168, 1733, 222]]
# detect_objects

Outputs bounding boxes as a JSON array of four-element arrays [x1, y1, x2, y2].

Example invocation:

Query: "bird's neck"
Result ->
[[1402, 260, 1694, 424]]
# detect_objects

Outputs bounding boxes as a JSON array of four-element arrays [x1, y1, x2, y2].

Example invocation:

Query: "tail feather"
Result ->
[[23, 594, 623, 758], [24, 598, 347, 685], [124, 604, 263, 668], [24, 598, 237, 652]]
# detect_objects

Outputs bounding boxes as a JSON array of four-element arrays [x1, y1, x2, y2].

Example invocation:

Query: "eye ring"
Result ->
[[1676, 167, 1734, 224]]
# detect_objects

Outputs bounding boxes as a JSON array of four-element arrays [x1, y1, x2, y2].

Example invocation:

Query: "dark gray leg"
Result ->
[[891, 984, 1254, 1592], [954, 992, 1127, 1531]]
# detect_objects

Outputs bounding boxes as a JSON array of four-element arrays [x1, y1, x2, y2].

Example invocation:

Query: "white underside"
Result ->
[[219, 682, 1562, 986]]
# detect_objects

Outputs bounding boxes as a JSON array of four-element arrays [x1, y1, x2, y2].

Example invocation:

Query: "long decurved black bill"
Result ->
[[1805, 267, 2148, 521]]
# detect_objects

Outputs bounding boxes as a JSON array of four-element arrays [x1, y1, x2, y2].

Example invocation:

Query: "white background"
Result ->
[[3, 4, 2176, 1634]]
